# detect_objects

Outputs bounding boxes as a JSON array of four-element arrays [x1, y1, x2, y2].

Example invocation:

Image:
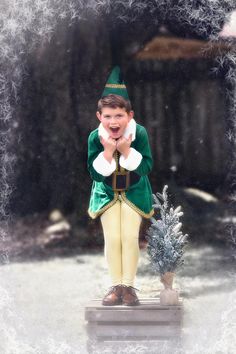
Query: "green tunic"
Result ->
[[87, 123, 154, 219]]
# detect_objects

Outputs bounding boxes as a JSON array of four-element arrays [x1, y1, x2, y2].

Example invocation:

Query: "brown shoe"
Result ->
[[102, 285, 123, 306], [122, 285, 140, 306]]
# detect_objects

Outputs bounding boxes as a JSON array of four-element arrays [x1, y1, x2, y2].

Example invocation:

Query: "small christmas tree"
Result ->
[[145, 185, 188, 304]]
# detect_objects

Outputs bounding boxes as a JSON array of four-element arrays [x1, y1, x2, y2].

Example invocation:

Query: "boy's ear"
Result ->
[[128, 110, 134, 121], [96, 111, 102, 122]]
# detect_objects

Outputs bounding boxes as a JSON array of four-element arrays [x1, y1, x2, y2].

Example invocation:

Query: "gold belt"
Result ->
[[112, 170, 130, 192]]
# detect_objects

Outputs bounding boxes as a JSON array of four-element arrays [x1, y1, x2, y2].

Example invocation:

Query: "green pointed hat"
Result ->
[[101, 66, 130, 100]]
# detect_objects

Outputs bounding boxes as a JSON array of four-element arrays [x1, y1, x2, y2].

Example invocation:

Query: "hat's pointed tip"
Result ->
[[101, 66, 129, 100]]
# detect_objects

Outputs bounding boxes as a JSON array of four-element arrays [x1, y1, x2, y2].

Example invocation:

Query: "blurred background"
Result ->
[[1, 2, 236, 261]]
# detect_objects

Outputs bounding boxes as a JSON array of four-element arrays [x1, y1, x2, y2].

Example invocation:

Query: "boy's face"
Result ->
[[96, 106, 134, 139]]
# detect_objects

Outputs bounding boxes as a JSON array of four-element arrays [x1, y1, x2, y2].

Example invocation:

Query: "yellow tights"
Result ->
[[100, 197, 142, 287]]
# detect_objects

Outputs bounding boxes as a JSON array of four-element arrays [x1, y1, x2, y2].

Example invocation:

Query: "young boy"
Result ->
[[87, 66, 154, 306]]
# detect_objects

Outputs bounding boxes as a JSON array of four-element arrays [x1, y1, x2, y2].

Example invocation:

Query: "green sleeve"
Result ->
[[133, 126, 153, 176], [87, 131, 106, 182]]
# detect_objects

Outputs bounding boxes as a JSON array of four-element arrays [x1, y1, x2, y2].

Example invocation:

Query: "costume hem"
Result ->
[[88, 192, 119, 219], [120, 192, 154, 219], [88, 192, 154, 220]]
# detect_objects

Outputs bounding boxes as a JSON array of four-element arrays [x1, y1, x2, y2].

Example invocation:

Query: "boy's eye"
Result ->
[[103, 114, 123, 119]]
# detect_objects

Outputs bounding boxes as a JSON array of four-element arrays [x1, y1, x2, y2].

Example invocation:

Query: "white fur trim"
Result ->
[[98, 118, 136, 141], [92, 152, 116, 176], [123, 118, 136, 141], [119, 147, 142, 171], [98, 123, 109, 141]]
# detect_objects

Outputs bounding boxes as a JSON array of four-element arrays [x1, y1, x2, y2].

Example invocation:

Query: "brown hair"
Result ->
[[97, 94, 132, 114]]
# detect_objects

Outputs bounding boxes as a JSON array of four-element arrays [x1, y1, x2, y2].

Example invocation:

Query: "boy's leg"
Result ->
[[100, 200, 122, 286], [120, 201, 142, 287]]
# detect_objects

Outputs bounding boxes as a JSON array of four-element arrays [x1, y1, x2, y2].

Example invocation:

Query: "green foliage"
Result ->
[[145, 185, 188, 275]]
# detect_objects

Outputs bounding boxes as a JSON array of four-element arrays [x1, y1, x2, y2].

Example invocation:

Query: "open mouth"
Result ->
[[110, 127, 120, 134]]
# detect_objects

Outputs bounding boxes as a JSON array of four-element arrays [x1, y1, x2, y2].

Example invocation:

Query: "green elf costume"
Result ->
[[87, 67, 154, 220], [87, 66, 154, 306]]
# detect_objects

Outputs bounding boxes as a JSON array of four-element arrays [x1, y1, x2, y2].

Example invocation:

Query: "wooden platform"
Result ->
[[85, 297, 184, 350]]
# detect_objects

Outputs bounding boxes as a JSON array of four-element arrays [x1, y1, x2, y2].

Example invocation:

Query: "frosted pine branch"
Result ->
[[145, 185, 188, 275]]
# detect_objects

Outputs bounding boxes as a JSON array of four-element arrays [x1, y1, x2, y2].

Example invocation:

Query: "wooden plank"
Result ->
[[86, 323, 181, 338], [87, 297, 183, 302], [85, 297, 183, 310], [84, 297, 184, 344], [85, 308, 182, 322], [86, 338, 183, 354]]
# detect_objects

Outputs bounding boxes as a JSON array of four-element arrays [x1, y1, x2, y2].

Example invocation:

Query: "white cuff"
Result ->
[[92, 152, 116, 176], [119, 147, 142, 171]]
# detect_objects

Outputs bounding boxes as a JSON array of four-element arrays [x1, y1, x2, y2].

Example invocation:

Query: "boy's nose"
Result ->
[[110, 117, 118, 123]]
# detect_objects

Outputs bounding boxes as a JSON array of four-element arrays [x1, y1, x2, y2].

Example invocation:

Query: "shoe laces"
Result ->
[[121, 285, 140, 292], [106, 284, 123, 296]]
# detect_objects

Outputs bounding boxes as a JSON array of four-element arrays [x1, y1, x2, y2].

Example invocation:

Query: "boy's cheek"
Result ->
[[103, 125, 111, 134]]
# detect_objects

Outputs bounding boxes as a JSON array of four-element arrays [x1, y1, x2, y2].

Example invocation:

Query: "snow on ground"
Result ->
[[0, 245, 235, 354]]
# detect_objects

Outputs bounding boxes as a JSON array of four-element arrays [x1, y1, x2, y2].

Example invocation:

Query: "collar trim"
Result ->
[[98, 118, 136, 142]]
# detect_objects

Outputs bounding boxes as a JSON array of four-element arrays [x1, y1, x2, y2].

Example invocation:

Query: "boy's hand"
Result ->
[[116, 134, 132, 159], [100, 136, 116, 163]]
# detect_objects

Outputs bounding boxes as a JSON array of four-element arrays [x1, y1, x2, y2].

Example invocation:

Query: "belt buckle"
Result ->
[[112, 171, 130, 192]]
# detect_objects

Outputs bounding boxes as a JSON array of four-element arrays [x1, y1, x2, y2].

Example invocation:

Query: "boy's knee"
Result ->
[[105, 235, 122, 248], [121, 234, 139, 246]]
